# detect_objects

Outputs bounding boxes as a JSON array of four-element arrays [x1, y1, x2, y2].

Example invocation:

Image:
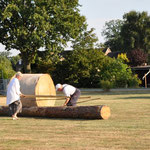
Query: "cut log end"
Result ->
[[100, 105, 111, 119], [19, 74, 56, 107]]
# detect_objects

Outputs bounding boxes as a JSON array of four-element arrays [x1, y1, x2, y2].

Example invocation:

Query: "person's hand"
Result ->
[[20, 94, 25, 98], [63, 97, 70, 106], [63, 103, 66, 106]]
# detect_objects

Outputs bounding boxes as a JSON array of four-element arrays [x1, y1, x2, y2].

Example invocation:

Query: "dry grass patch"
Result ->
[[0, 89, 150, 150]]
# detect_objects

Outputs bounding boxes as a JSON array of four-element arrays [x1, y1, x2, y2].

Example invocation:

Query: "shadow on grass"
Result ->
[[82, 90, 150, 96], [0, 116, 11, 120], [0, 116, 102, 121], [22, 116, 103, 121], [119, 96, 150, 100]]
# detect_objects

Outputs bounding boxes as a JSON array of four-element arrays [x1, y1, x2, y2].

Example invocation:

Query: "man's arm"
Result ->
[[14, 80, 25, 97], [63, 97, 70, 106]]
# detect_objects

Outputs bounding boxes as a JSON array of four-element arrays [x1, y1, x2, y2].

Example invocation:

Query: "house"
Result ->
[[103, 47, 112, 55], [103, 47, 124, 58], [131, 65, 150, 88]]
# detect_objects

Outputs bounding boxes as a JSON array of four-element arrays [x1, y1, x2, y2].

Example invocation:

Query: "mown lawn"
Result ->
[[0, 89, 150, 150]]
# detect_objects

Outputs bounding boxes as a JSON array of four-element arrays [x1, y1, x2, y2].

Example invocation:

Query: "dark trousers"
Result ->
[[9, 100, 22, 116], [67, 89, 81, 106]]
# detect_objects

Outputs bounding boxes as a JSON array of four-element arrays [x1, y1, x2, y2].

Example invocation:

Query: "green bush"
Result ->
[[0, 55, 15, 79], [100, 58, 140, 88], [100, 80, 113, 91], [52, 48, 141, 88], [128, 74, 141, 87]]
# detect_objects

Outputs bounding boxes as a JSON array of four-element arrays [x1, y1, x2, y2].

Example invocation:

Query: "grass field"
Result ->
[[0, 89, 150, 150]]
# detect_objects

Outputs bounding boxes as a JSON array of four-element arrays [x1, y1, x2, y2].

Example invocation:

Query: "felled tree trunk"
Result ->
[[0, 105, 110, 119]]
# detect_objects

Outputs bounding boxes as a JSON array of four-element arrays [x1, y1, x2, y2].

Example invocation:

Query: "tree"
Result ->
[[121, 11, 150, 53], [10, 54, 21, 70], [52, 25, 141, 88], [102, 19, 124, 52], [31, 50, 58, 74], [51, 27, 102, 87], [117, 53, 129, 64], [71, 28, 99, 50], [0, 0, 86, 72], [102, 11, 150, 58], [127, 49, 148, 66], [61, 48, 105, 87], [100, 57, 141, 88], [0, 51, 11, 57], [54, 49, 141, 88], [0, 53, 15, 79]]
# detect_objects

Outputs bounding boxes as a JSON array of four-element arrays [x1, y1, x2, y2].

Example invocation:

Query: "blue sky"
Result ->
[[79, 0, 150, 43], [1, 0, 150, 56]]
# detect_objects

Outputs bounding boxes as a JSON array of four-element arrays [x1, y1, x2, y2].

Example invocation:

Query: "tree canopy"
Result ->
[[0, 0, 86, 72], [0, 52, 15, 79], [102, 19, 124, 52], [102, 11, 150, 57], [52, 48, 141, 88], [127, 49, 148, 66], [121, 11, 150, 53]]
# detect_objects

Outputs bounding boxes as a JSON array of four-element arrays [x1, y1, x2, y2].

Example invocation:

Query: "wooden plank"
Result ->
[[24, 95, 91, 99], [76, 98, 101, 104]]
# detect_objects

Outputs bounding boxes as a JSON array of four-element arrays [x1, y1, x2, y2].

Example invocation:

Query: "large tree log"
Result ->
[[0, 105, 110, 119]]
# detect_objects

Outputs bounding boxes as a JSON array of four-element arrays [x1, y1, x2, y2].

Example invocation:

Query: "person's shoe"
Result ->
[[12, 115, 19, 120], [16, 116, 19, 120], [12, 117, 17, 120]]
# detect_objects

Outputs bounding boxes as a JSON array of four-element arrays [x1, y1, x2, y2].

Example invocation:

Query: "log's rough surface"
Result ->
[[0, 105, 110, 119], [19, 74, 56, 107]]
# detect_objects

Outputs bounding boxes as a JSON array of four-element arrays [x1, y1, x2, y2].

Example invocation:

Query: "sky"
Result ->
[[0, 0, 150, 56], [79, 0, 150, 42]]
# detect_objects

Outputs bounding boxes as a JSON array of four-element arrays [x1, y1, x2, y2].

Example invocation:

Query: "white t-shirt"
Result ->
[[62, 84, 76, 97], [6, 78, 21, 105]]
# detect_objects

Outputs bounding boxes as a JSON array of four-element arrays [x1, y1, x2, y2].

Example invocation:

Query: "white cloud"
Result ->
[[0, 44, 19, 56]]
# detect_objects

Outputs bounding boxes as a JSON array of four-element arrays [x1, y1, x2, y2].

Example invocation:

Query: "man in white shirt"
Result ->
[[6, 72, 24, 120], [56, 83, 81, 106]]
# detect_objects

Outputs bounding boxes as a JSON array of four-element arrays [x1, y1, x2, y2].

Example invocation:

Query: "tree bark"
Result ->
[[23, 60, 31, 73], [21, 52, 31, 73], [0, 105, 110, 120]]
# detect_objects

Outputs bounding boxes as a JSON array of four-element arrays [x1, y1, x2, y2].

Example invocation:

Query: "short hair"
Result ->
[[15, 72, 23, 78]]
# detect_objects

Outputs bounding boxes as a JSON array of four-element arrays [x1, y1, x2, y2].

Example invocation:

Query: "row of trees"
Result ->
[[31, 28, 141, 88], [0, 47, 141, 88], [0, 1, 146, 88], [102, 11, 150, 65], [51, 49, 141, 88]]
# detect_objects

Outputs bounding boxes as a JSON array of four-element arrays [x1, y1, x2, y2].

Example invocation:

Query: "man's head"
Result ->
[[15, 72, 23, 80], [56, 83, 62, 91]]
